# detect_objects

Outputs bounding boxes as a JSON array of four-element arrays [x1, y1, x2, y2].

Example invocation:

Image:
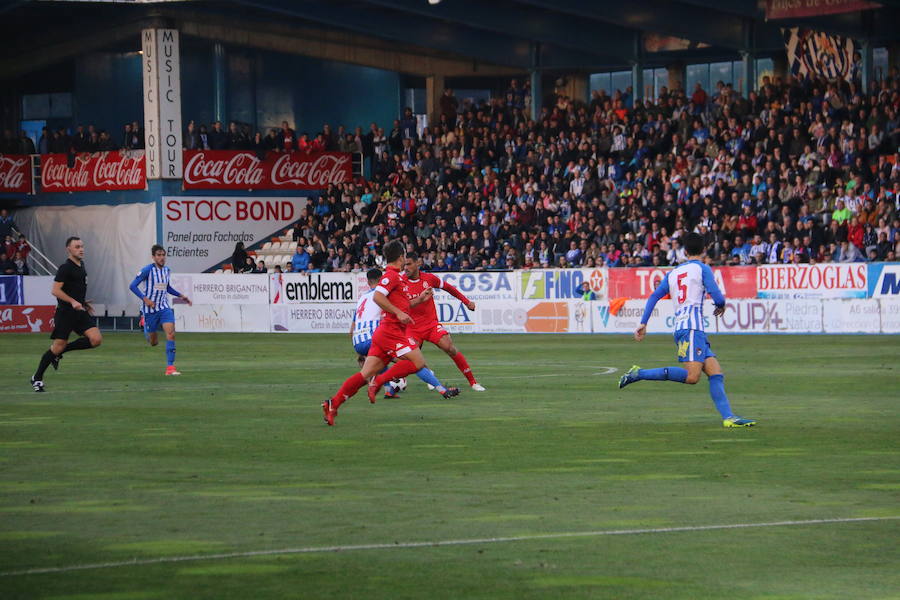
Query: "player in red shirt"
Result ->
[[404, 252, 485, 391], [323, 240, 431, 426]]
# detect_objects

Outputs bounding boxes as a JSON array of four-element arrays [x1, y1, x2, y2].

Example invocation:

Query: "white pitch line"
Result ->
[[1, 516, 897, 577]]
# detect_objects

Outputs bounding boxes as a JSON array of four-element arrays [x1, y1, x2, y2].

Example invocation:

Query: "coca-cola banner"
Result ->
[[40, 151, 147, 192], [182, 150, 352, 190], [0, 154, 33, 194], [0, 305, 56, 333], [162, 196, 311, 273]]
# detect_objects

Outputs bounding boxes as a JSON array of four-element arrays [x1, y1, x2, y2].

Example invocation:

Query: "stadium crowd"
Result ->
[[5, 72, 900, 274], [226, 73, 900, 273]]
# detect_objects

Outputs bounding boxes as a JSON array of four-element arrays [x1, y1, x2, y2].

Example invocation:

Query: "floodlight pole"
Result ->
[[213, 42, 227, 124], [631, 32, 643, 105], [741, 20, 755, 98], [530, 41, 541, 122]]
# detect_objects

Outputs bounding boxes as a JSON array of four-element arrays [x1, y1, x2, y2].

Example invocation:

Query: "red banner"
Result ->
[[0, 154, 33, 194], [182, 150, 353, 190], [765, 0, 879, 19], [0, 305, 56, 333], [40, 151, 146, 192], [608, 266, 758, 299]]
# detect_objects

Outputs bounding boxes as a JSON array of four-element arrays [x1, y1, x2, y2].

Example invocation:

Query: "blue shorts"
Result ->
[[144, 307, 175, 334], [353, 340, 371, 356], [674, 329, 716, 363]]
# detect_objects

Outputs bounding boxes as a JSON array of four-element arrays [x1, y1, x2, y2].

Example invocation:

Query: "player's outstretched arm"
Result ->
[[636, 278, 670, 341], [700, 264, 726, 314], [373, 291, 412, 324], [166, 284, 191, 305], [427, 273, 475, 310]]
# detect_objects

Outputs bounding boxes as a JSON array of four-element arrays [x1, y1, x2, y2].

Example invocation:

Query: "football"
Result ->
[[392, 377, 408, 392]]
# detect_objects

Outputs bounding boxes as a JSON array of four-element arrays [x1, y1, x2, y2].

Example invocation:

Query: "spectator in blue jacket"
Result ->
[[292, 245, 311, 272]]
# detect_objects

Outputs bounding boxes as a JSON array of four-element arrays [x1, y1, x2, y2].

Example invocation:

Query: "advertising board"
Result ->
[[822, 299, 881, 333], [0, 305, 56, 332], [757, 264, 867, 299], [167, 273, 269, 305], [270, 303, 355, 333], [161, 196, 311, 272]]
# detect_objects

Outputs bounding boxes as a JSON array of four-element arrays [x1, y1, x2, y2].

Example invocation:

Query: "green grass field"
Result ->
[[1, 332, 898, 600]]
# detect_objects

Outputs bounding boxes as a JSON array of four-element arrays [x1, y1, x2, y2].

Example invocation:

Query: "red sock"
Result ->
[[373, 360, 419, 387], [452, 352, 477, 385], [332, 372, 366, 409]]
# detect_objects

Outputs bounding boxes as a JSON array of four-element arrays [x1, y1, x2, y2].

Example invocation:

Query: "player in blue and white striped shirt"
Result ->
[[129, 245, 192, 376], [618, 233, 756, 427]]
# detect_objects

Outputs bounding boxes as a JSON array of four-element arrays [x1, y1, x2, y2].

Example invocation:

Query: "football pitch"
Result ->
[[1, 332, 898, 599]]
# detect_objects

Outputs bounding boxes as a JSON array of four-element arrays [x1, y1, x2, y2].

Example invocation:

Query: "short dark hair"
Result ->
[[151, 244, 165, 255], [65, 236, 81, 247], [406, 251, 420, 261], [383, 239, 405, 263], [366, 268, 382, 284], [683, 232, 705, 256]]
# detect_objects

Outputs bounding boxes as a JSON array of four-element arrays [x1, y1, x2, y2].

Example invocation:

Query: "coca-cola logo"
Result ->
[[182, 150, 352, 190], [271, 153, 351, 187], [0, 155, 30, 192], [184, 152, 265, 186], [40, 152, 146, 192]]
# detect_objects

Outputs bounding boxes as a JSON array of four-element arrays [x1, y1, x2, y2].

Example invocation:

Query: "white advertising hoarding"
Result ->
[[175, 304, 269, 333], [822, 299, 881, 333], [167, 273, 269, 305], [270, 272, 362, 304], [592, 299, 677, 335], [475, 299, 591, 334], [433, 298, 477, 334], [270, 303, 355, 333], [161, 196, 311, 273], [878, 298, 900, 333], [713, 299, 823, 333], [435, 271, 517, 302], [22, 276, 55, 306]]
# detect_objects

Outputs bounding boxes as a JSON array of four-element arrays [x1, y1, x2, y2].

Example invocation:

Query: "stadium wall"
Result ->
[[4, 266, 900, 334], [14, 41, 402, 140], [14, 203, 155, 308]]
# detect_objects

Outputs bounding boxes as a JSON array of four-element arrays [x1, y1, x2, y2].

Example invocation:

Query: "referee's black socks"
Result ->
[[63, 337, 93, 353], [34, 350, 56, 380]]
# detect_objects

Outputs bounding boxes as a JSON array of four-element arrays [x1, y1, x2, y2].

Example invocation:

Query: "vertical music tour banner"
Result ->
[[142, 28, 183, 179]]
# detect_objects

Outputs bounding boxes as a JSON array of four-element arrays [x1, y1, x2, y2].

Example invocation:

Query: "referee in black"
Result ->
[[31, 236, 102, 392]]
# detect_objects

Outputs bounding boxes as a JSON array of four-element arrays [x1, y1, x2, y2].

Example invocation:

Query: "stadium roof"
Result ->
[[2, 0, 899, 80]]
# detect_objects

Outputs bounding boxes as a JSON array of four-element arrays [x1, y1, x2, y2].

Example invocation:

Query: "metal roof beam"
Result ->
[[233, 0, 536, 68], [362, 0, 636, 62], [667, 0, 760, 18], [515, 0, 745, 50]]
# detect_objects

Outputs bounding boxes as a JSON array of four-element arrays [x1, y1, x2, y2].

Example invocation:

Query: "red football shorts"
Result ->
[[409, 322, 449, 346], [368, 323, 417, 363]]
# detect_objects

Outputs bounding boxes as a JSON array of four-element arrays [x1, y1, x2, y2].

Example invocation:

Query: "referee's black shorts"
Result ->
[[50, 307, 94, 340]]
